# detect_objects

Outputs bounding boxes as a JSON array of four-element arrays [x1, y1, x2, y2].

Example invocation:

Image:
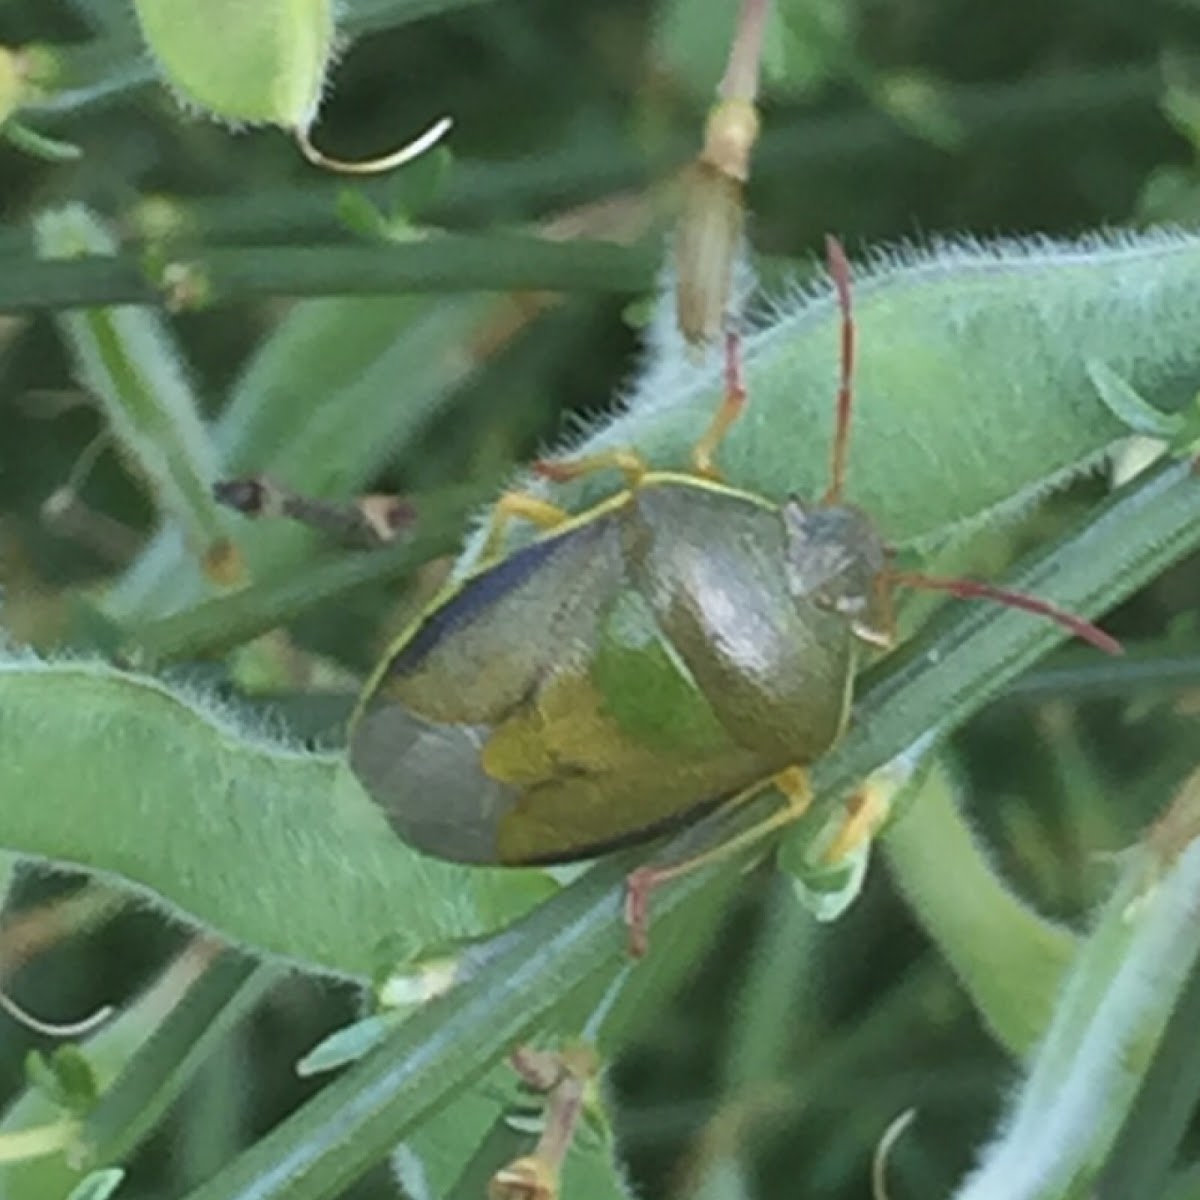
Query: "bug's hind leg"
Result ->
[[534, 448, 648, 488], [480, 491, 573, 563], [533, 326, 751, 492], [482, 447, 648, 564]]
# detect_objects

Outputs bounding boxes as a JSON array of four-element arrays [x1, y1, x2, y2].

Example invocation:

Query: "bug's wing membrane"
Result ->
[[350, 517, 628, 863], [349, 712, 514, 863], [628, 485, 856, 764]]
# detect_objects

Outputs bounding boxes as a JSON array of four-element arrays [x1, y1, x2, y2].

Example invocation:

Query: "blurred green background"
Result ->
[[3, 1, 1200, 1197]]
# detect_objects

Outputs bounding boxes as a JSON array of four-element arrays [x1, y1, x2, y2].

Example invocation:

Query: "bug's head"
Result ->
[[781, 498, 893, 648], [790, 239, 1121, 660]]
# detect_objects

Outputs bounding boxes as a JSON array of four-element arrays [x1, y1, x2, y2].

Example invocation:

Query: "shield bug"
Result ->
[[348, 238, 1120, 899]]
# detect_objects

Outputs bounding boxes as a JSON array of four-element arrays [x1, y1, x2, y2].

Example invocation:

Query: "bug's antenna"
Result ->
[[823, 235, 856, 506], [889, 570, 1123, 656]]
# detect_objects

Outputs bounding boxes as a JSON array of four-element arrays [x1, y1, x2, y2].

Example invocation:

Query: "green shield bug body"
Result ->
[[349, 239, 1118, 876]]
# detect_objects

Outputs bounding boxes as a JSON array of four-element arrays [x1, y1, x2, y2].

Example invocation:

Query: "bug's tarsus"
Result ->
[[823, 235, 856, 507], [890, 570, 1123, 656]]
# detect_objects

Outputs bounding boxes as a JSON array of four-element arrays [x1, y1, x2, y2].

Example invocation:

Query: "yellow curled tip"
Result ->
[[296, 113, 453, 175]]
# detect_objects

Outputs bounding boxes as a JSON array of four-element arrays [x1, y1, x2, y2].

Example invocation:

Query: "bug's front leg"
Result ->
[[623, 766, 812, 956]]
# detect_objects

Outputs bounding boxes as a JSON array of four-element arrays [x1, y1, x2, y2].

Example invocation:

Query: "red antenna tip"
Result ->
[[891, 571, 1123, 657]]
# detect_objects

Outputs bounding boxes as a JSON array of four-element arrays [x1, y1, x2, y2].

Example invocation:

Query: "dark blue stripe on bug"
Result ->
[[388, 525, 596, 675]]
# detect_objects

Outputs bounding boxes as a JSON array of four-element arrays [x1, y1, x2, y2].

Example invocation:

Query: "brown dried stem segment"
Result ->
[[674, 0, 771, 347], [214, 476, 413, 549], [489, 1045, 600, 1200]]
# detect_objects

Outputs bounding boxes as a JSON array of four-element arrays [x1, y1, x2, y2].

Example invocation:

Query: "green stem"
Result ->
[[953, 775, 1200, 1199], [0, 237, 657, 313], [1093, 958, 1200, 1200], [998, 647, 1200, 704]]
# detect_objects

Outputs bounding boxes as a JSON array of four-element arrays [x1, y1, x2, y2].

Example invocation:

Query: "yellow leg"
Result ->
[[534, 448, 648, 489], [623, 769, 894, 955], [624, 766, 812, 956], [690, 329, 748, 479], [481, 491, 571, 562]]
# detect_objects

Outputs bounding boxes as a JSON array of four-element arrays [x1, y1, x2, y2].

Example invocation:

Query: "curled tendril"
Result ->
[[872, 1108, 917, 1200], [0, 988, 113, 1038], [296, 114, 452, 175]]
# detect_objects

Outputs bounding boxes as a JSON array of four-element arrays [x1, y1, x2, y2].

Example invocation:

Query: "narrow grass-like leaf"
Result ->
[[33, 205, 235, 581], [0, 239, 657, 313], [1, 121, 83, 162], [1093, 954, 1200, 1199], [78, 952, 277, 1168], [954, 766, 1200, 1200]]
